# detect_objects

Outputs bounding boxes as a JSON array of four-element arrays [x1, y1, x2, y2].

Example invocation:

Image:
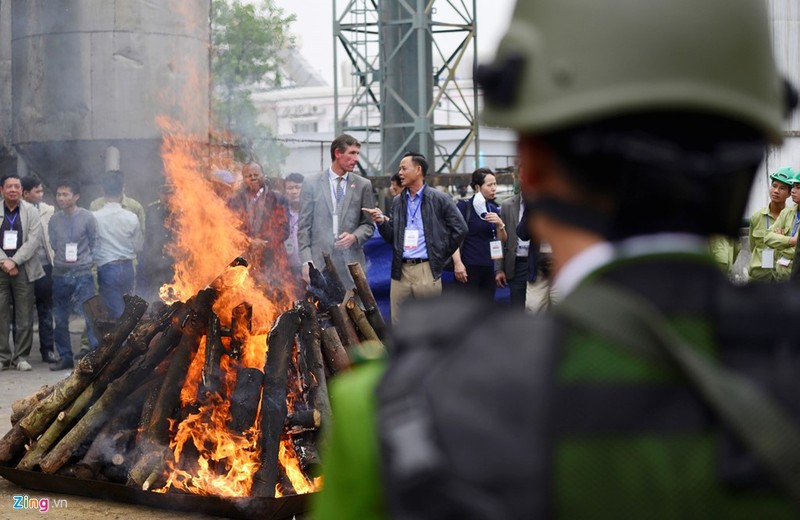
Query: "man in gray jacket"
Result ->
[[365, 152, 468, 324], [0, 174, 45, 371], [298, 134, 376, 289]]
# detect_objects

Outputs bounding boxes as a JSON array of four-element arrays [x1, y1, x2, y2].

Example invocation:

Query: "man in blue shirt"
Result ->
[[365, 152, 467, 324]]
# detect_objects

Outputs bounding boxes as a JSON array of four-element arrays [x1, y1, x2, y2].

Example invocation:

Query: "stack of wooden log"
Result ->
[[0, 256, 387, 501]]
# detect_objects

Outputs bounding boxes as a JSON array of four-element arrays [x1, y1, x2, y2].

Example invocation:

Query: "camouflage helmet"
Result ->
[[770, 167, 795, 187], [478, 0, 794, 144]]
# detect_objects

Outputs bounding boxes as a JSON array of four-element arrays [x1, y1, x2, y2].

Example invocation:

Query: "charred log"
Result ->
[[322, 252, 346, 304], [251, 309, 301, 497], [201, 313, 225, 397], [230, 302, 253, 360], [228, 367, 264, 434], [297, 302, 331, 436]]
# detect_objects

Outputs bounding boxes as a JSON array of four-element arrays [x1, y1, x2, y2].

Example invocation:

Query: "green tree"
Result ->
[[211, 0, 295, 172]]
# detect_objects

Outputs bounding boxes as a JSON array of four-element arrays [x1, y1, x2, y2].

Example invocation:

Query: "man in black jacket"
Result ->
[[364, 152, 467, 324]]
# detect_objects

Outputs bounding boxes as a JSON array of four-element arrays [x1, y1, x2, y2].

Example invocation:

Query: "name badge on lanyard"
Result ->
[[65, 243, 79, 263], [3, 230, 18, 250], [762, 248, 774, 269], [489, 240, 503, 260], [404, 229, 419, 249]]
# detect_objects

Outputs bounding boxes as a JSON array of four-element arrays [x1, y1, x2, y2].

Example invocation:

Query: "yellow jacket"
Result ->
[[749, 205, 780, 281], [762, 205, 800, 280]]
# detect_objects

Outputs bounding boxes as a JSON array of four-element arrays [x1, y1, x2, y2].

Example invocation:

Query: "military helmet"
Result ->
[[770, 167, 795, 187], [478, 0, 792, 143]]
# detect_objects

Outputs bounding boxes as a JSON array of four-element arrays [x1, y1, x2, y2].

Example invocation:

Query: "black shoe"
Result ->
[[49, 359, 74, 371], [0, 361, 10, 371], [74, 350, 90, 361], [41, 351, 58, 363]]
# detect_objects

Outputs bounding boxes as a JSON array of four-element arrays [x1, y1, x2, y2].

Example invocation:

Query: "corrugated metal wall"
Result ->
[[746, 0, 800, 217]]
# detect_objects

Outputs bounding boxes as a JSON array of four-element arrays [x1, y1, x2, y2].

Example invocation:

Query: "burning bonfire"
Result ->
[[0, 121, 387, 516]]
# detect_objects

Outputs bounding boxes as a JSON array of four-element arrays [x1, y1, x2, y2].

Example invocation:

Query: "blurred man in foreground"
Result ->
[[313, 0, 800, 518]]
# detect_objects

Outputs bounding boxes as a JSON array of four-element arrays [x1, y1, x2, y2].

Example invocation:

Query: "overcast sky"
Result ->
[[272, 0, 516, 86]]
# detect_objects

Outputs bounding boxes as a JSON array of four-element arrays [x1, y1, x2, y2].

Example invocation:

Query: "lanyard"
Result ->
[[407, 191, 423, 223], [4, 212, 18, 229]]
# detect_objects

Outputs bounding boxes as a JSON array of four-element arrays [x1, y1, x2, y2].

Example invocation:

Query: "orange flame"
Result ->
[[155, 120, 315, 497]]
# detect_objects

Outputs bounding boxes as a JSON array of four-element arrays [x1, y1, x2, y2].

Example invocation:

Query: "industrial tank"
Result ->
[[11, 0, 210, 203]]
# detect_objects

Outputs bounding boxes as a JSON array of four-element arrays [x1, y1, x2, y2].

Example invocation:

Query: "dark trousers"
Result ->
[[0, 269, 34, 364], [34, 264, 55, 357], [53, 273, 98, 362], [464, 264, 497, 303], [509, 256, 530, 310]]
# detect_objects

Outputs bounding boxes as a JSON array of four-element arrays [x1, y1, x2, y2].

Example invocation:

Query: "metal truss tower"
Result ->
[[333, 0, 479, 175]]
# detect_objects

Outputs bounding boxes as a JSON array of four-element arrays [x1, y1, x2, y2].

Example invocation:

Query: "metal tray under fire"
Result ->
[[0, 466, 309, 519]]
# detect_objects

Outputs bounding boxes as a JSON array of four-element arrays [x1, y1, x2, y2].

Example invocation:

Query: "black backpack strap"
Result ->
[[555, 281, 800, 506], [378, 294, 559, 519]]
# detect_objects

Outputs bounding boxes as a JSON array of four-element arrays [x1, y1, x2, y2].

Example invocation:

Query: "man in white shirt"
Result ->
[[93, 172, 142, 319]]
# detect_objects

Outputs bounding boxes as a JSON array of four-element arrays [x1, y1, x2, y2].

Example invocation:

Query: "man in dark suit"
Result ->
[[495, 193, 547, 311], [298, 134, 376, 289]]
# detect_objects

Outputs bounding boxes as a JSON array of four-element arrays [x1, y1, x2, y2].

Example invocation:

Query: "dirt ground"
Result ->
[[0, 318, 290, 520]]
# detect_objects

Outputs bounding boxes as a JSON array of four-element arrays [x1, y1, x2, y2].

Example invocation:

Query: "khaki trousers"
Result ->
[[390, 262, 442, 325]]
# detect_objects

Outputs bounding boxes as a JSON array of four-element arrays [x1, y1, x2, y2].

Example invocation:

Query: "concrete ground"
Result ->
[[0, 317, 229, 520]]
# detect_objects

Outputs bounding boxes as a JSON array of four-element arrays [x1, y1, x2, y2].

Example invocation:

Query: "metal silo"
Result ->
[[11, 0, 210, 203]]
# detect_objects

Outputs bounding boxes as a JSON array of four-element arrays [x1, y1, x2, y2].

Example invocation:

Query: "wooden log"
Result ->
[[307, 263, 337, 311], [294, 433, 322, 478], [72, 378, 158, 479], [229, 302, 252, 360], [0, 425, 27, 464], [285, 409, 321, 433], [329, 303, 360, 348], [201, 312, 225, 397], [128, 445, 171, 490], [16, 307, 177, 470], [82, 294, 112, 341], [251, 309, 301, 497], [297, 301, 332, 434], [322, 251, 346, 304], [348, 262, 388, 341], [17, 295, 149, 439], [10, 383, 57, 426], [72, 428, 136, 481], [146, 333, 200, 443], [345, 297, 380, 342], [136, 379, 163, 437], [321, 327, 350, 374], [229, 367, 264, 434], [38, 304, 187, 475]]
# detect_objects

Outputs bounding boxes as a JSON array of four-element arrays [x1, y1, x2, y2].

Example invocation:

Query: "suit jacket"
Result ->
[[0, 200, 45, 282], [37, 201, 55, 265], [298, 171, 376, 284], [498, 194, 538, 282]]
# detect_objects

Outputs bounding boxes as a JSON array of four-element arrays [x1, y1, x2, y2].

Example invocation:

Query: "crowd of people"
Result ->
[[0, 129, 560, 375]]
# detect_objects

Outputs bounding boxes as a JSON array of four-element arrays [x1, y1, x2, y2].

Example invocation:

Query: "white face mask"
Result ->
[[473, 191, 488, 219]]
